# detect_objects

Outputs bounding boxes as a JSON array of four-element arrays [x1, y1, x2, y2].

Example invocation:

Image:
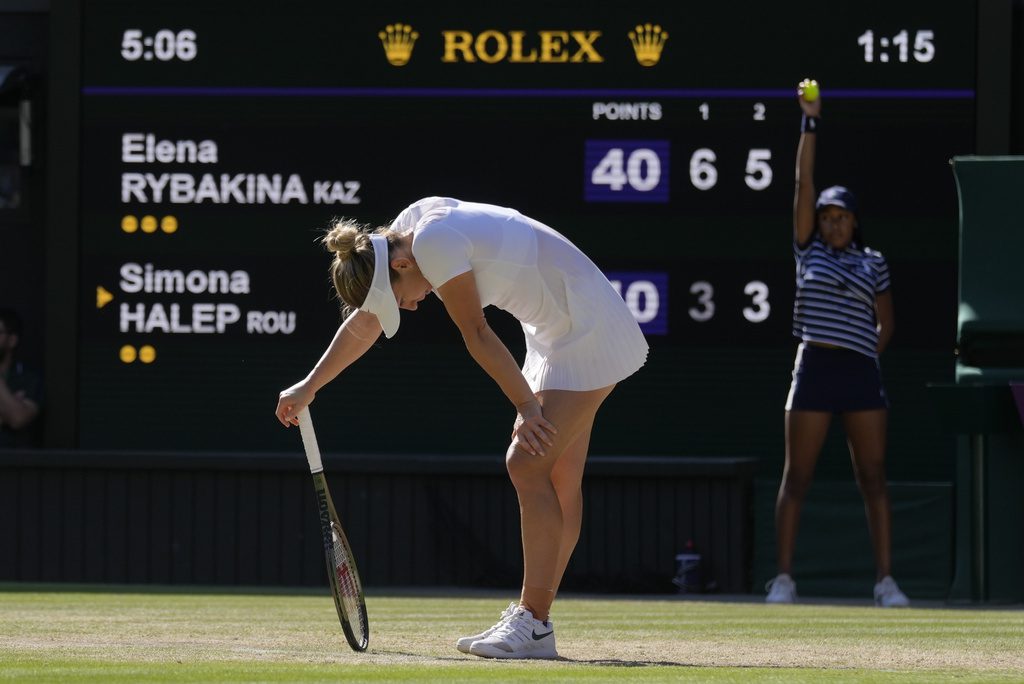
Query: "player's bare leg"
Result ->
[[549, 423, 594, 599], [510, 386, 612, 622], [471, 386, 612, 659]]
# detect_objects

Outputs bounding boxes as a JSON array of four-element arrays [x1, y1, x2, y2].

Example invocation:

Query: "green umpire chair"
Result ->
[[929, 157, 1024, 602]]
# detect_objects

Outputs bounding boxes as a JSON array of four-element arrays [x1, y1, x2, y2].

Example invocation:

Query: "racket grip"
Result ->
[[297, 407, 324, 474]]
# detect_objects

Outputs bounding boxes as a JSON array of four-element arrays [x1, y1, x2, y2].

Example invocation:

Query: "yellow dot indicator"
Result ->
[[141, 215, 158, 233], [119, 345, 137, 363], [121, 215, 138, 233], [139, 345, 156, 363], [161, 216, 178, 234]]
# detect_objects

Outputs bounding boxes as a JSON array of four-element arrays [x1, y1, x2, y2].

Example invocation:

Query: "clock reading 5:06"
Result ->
[[857, 29, 935, 63], [121, 29, 197, 62]]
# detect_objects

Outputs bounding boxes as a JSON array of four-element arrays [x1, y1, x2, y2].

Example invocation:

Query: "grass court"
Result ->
[[2, 585, 1022, 682]]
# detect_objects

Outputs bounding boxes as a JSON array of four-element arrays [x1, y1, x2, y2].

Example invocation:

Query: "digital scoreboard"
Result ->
[[76, 0, 976, 463]]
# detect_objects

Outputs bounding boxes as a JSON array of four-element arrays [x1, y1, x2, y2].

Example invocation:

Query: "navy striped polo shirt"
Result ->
[[792, 236, 891, 358]]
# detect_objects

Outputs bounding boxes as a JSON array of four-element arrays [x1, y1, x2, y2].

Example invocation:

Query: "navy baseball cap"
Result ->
[[815, 185, 858, 214]]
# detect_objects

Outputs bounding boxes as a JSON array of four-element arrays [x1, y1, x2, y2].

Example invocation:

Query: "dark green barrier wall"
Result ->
[[752, 481, 953, 599], [0, 450, 756, 593]]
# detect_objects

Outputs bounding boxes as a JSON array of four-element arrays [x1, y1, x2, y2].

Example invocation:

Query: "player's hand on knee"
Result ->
[[512, 400, 557, 456]]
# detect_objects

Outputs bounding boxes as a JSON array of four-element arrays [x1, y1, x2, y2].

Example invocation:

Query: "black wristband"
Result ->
[[801, 114, 820, 134]]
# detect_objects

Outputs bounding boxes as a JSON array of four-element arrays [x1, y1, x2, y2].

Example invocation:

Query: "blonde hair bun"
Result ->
[[323, 219, 366, 259]]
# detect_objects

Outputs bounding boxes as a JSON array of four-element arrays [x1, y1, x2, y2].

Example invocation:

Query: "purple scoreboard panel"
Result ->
[[585, 140, 670, 203]]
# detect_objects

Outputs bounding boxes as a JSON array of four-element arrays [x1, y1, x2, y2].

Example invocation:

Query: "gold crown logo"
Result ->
[[628, 23, 668, 67], [378, 23, 419, 66]]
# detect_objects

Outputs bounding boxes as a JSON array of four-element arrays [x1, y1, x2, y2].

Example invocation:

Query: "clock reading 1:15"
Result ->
[[857, 29, 934, 63]]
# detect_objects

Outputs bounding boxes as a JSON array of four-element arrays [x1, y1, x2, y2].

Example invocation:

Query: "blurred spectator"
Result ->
[[0, 308, 42, 447]]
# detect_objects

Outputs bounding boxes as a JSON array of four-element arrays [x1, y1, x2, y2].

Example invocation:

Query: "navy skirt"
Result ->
[[785, 343, 889, 413]]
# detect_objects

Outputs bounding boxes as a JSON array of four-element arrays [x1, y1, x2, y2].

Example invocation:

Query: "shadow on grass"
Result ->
[[573, 655, 827, 667], [376, 650, 708, 668], [563, 658, 698, 667]]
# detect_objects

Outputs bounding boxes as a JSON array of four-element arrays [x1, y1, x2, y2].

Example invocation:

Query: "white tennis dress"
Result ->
[[389, 197, 649, 392]]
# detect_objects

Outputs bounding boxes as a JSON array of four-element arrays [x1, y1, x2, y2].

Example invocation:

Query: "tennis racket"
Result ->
[[297, 407, 369, 651]]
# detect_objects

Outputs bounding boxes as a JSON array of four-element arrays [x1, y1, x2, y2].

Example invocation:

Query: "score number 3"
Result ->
[[689, 280, 771, 323]]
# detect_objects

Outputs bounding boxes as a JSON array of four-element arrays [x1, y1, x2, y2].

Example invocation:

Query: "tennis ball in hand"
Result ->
[[799, 79, 820, 102]]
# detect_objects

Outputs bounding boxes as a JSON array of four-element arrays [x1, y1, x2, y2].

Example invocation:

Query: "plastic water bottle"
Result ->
[[673, 540, 702, 593]]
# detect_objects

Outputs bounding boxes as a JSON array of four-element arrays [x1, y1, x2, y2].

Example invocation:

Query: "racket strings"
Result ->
[[332, 522, 368, 641]]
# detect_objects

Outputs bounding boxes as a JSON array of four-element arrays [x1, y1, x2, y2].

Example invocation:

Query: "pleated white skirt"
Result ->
[[520, 270, 649, 393]]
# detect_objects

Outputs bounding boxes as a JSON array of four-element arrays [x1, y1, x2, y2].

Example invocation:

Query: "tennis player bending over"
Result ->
[[275, 198, 648, 659]]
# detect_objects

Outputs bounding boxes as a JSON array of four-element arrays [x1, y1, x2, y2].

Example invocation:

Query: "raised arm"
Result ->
[[437, 271, 556, 456], [794, 82, 822, 246], [275, 309, 382, 426]]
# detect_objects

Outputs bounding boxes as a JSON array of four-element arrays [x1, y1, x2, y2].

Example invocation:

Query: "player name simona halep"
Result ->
[[275, 197, 649, 659]]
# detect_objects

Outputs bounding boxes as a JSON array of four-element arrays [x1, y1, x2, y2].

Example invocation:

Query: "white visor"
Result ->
[[359, 234, 400, 338]]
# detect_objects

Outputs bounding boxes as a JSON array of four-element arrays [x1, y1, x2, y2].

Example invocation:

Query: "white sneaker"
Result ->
[[468, 607, 558, 659], [874, 576, 910, 607], [765, 573, 797, 603], [456, 602, 518, 654]]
